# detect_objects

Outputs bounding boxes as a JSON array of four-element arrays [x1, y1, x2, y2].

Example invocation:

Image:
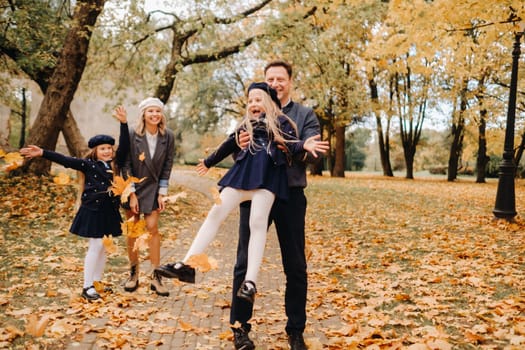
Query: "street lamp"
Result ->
[[493, 22, 525, 220]]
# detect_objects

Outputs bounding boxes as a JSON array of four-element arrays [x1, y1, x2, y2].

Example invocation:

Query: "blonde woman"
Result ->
[[121, 97, 175, 296], [156, 82, 328, 303]]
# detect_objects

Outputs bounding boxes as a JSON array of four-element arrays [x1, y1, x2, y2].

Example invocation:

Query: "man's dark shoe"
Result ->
[[232, 327, 255, 350], [154, 262, 195, 283], [236, 280, 257, 304], [288, 332, 307, 350]]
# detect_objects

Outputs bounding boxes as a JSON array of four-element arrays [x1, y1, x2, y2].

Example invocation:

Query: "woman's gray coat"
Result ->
[[123, 128, 175, 214]]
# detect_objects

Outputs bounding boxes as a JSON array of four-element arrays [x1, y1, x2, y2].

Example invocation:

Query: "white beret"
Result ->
[[138, 97, 164, 114]]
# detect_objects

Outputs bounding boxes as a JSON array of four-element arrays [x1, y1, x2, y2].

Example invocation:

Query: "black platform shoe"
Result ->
[[236, 280, 257, 304], [154, 262, 195, 283], [81, 286, 101, 301]]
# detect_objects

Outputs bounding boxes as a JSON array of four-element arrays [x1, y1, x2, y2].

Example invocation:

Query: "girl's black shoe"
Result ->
[[81, 286, 101, 301], [236, 280, 257, 304], [154, 262, 195, 283]]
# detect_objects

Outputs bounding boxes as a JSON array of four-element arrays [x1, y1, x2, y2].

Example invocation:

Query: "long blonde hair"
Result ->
[[236, 88, 298, 153]]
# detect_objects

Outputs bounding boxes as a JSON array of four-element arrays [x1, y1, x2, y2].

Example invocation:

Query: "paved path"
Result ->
[[66, 169, 340, 349]]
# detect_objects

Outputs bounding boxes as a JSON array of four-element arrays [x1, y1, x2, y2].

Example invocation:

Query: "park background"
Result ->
[[1, 0, 525, 349]]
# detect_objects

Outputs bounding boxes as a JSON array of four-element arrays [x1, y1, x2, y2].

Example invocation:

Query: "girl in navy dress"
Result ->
[[20, 108, 129, 301], [156, 82, 328, 303]]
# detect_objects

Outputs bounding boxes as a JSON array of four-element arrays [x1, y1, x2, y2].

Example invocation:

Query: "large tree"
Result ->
[[22, 0, 106, 175], [0, 0, 90, 160]]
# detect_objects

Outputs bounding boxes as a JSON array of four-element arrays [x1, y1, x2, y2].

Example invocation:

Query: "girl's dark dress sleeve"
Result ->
[[203, 133, 240, 168], [115, 122, 130, 168], [42, 150, 87, 171]]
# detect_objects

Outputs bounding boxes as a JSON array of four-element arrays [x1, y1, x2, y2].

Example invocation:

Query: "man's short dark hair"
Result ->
[[264, 60, 293, 78]]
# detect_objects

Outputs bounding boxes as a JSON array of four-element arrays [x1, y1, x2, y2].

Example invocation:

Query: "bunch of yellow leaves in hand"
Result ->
[[121, 217, 147, 238], [110, 175, 145, 203]]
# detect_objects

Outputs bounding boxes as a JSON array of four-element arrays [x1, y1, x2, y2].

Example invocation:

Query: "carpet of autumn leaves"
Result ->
[[1, 166, 525, 349], [304, 174, 525, 349]]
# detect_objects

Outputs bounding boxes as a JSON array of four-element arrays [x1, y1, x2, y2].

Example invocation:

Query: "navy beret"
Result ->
[[248, 82, 281, 109], [88, 134, 115, 148]]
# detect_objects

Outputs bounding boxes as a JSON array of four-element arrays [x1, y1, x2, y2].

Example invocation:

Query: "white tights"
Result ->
[[183, 187, 275, 284], [83, 238, 106, 288]]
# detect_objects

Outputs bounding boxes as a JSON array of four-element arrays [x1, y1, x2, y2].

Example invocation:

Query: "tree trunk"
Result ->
[[447, 84, 467, 182], [332, 124, 346, 177], [310, 118, 326, 176], [475, 109, 488, 183], [62, 110, 89, 158], [447, 123, 464, 182], [515, 131, 525, 167], [369, 76, 393, 176], [326, 125, 334, 176], [404, 144, 415, 179], [23, 0, 105, 175], [19, 88, 27, 149]]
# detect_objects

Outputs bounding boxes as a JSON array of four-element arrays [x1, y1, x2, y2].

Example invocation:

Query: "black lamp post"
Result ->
[[493, 25, 525, 220]]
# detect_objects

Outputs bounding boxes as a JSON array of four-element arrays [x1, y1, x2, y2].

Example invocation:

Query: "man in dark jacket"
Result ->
[[230, 60, 321, 350]]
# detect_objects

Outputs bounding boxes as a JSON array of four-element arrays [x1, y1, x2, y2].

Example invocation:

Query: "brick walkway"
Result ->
[[65, 170, 341, 350]]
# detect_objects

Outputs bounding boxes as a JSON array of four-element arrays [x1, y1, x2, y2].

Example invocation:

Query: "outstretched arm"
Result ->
[[20, 145, 86, 171]]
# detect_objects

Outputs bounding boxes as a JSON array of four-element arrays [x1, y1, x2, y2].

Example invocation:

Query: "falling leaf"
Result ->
[[218, 329, 233, 341], [2, 152, 24, 172], [102, 235, 117, 254], [163, 191, 187, 204], [53, 172, 71, 185], [110, 175, 145, 203], [133, 233, 151, 252], [139, 152, 145, 161], [186, 253, 217, 272], [178, 320, 194, 332], [25, 314, 50, 337], [4, 152, 23, 164], [209, 186, 221, 205]]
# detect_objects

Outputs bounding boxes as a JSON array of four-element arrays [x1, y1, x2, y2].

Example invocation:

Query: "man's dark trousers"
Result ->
[[230, 187, 308, 334]]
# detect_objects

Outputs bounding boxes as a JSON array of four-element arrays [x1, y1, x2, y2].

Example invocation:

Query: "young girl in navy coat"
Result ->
[[156, 82, 328, 303], [20, 108, 129, 301]]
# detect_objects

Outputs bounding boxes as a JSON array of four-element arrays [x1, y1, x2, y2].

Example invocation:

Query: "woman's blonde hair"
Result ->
[[236, 86, 297, 153]]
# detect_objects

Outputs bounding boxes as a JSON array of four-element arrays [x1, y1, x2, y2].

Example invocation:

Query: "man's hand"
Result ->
[[303, 135, 329, 158], [238, 130, 250, 149]]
